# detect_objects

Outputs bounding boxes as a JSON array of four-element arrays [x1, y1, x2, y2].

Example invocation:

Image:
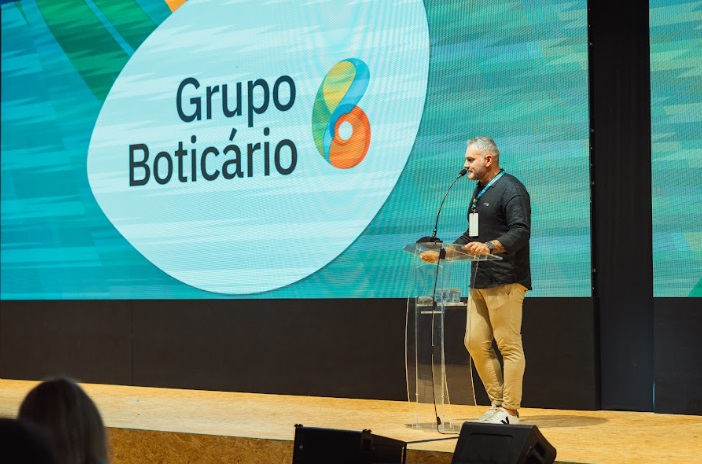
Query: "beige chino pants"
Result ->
[[464, 282, 527, 411]]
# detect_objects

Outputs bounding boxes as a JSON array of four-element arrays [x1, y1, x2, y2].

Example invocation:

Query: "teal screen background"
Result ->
[[1, 0, 591, 299], [650, 0, 702, 297]]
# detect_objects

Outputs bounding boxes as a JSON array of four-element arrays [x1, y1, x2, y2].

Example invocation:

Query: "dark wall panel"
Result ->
[[589, 0, 654, 411], [132, 298, 596, 407], [0, 298, 597, 410], [131, 299, 407, 399], [654, 298, 702, 415], [0, 301, 132, 385], [522, 298, 598, 410]]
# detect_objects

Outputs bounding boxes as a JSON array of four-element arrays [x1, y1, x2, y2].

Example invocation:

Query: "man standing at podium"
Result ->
[[421, 136, 531, 425]]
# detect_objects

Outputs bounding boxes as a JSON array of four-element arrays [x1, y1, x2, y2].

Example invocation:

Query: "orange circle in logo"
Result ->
[[329, 106, 371, 169]]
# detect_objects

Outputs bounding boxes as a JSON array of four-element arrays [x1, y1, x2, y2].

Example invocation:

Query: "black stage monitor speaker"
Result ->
[[451, 422, 556, 464], [292, 424, 407, 464]]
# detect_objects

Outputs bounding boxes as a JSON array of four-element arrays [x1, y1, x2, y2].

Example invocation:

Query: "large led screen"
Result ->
[[1, 0, 591, 299], [650, 0, 702, 297]]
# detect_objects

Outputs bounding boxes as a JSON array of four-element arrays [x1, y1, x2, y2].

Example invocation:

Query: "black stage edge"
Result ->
[[589, 1, 654, 411], [0, 298, 597, 410]]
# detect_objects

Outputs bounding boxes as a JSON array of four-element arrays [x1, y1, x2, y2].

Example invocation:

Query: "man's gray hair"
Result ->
[[468, 136, 500, 160]]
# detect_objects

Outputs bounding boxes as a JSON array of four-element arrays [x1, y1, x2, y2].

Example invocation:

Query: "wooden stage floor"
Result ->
[[1, 379, 700, 463]]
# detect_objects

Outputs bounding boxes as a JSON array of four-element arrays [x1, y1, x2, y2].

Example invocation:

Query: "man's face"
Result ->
[[464, 144, 491, 182]]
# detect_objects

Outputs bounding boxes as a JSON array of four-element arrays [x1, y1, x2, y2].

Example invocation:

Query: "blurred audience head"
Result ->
[[18, 377, 109, 464], [0, 417, 58, 463]]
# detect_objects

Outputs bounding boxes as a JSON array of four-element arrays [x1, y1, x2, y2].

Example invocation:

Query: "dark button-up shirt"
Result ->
[[454, 172, 532, 290]]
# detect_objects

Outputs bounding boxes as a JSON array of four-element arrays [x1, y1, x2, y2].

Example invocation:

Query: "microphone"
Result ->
[[417, 168, 468, 245]]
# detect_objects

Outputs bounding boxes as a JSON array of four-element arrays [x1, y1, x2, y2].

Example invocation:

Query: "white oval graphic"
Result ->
[[87, 0, 430, 294]]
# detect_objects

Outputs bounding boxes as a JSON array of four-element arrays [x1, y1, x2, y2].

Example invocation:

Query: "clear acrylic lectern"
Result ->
[[403, 241, 502, 433]]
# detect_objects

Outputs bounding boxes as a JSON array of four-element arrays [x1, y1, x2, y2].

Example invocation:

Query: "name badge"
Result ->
[[469, 212, 479, 237]]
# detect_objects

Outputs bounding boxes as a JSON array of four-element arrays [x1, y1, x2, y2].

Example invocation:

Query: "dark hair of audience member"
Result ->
[[17, 377, 109, 464], [0, 417, 58, 464]]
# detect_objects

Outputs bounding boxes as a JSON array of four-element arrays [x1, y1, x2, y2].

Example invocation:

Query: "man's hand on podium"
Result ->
[[463, 240, 505, 255], [419, 250, 440, 263], [462, 242, 490, 255]]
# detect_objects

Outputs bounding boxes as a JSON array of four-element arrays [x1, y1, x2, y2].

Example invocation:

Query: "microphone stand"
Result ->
[[416, 167, 467, 431]]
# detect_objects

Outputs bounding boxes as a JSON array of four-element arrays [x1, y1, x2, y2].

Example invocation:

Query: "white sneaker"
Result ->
[[476, 407, 500, 422], [487, 407, 519, 425]]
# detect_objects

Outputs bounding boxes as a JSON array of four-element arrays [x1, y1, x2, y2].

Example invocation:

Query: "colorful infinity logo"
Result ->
[[312, 58, 371, 169]]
